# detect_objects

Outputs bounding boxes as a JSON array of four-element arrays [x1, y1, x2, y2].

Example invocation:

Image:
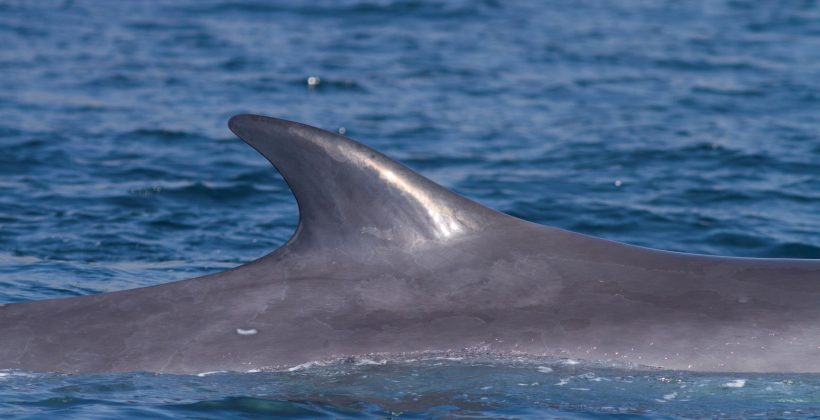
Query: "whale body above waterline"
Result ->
[[0, 114, 818, 374]]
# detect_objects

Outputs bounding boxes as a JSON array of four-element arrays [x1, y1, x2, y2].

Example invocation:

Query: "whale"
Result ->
[[0, 114, 818, 374]]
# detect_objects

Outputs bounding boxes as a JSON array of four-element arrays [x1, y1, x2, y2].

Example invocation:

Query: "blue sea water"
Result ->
[[1, 0, 819, 417]]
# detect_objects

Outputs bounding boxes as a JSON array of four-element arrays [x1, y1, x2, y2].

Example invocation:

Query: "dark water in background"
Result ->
[[1, 0, 819, 417]]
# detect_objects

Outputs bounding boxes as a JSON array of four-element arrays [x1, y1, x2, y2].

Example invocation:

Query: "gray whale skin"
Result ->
[[1, 114, 818, 374]]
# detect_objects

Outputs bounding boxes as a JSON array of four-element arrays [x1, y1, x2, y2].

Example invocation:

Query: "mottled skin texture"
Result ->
[[1, 115, 818, 374]]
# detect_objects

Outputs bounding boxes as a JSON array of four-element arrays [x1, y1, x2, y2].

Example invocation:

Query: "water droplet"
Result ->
[[307, 76, 320, 87], [614, 179, 622, 187], [338, 127, 346, 135], [236, 328, 258, 336]]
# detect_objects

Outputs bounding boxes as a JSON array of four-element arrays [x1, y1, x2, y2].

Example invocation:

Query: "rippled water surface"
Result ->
[[1, 0, 819, 417]]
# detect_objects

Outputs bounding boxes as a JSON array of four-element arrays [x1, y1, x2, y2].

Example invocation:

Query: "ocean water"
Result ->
[[1, 0, 819, 417]]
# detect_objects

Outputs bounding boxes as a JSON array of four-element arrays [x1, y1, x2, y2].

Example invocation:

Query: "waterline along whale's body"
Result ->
[[1, 115, 819, 374]]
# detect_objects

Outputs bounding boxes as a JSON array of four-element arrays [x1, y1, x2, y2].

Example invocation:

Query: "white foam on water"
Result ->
[[0, 370, 38, 380], [355, 358, 386, 366], [723, 379, 746, 388], [287, 361, 326, 372], [196, 371, 226, 377]]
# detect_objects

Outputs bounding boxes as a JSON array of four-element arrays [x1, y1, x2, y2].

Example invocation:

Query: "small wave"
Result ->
[[654, 56, 778, 72], [181, 0, 493, 20], [691, 84, 766, 98], [82, 74, 142, 89], [764, 242, 820, 259], [117, 181, 266, 205], [156, 182, 265, 203], [165, 397, 343, 418], [124, 128, 203, 142], [707, 231, 770, 249]]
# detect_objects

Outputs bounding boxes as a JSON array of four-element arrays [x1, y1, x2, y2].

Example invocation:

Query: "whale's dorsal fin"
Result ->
[[228, 114, 509, 250]]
